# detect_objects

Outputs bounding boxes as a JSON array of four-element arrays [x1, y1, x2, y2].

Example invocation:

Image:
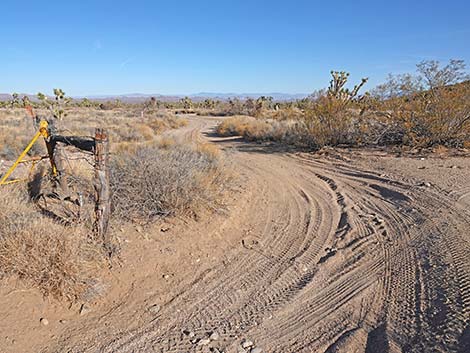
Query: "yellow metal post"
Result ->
[[0, 121, 50, 186]]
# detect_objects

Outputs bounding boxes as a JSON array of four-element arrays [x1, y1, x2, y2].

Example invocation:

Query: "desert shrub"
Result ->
[[215, 116, 259, 137], [215, 72, 368, 149], [382, 83, 470, 146], [0, 187, 100, 301], [373, 60, 470, 147], [216, 116, 313, 147], [110, 143, 231, 223], [299, 72, 368, 147]]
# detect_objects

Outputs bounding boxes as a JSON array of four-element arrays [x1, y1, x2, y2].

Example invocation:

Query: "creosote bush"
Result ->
[[373, 64, 470, 147], [110, 142, 232, 223]]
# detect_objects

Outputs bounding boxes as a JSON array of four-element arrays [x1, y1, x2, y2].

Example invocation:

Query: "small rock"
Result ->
[[417, 166, 425, 169], [197, 338, 211, 346], [58, 319, 67, 324], [451, 165, 458, 169], [148, 304, 161, 314], [136, 225, 143, 233], [79, 303, 91, 316], [183, 330, 196, 338], [251, 348, 262, 353], [160, 226, 170, 232], [162, 274, 170, 279], [40, 318, 49, 326], [373, 216, 384, 224], [242, 340, 254, 349], [209, 331, 219, 340]]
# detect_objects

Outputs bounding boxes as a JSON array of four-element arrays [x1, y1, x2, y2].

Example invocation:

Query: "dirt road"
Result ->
[[42, 116, 470, 352]]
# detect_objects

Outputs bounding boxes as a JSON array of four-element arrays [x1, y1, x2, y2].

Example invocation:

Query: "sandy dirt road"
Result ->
[[38, 115, 470, 353]]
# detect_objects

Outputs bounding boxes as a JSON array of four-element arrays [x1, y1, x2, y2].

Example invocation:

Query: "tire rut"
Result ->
[[49, 118, 470, 353]]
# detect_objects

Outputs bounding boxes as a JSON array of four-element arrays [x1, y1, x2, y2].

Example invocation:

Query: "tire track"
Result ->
[[48, 117, 470, 353]]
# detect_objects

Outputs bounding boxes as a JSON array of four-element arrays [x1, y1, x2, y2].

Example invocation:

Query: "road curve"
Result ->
[[52, 116, 470, 353]]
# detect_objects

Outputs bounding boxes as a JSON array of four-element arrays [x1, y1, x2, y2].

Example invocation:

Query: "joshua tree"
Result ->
[[327, 71, 368, 104], [181, 96, 193, 110], [79, 98, 93, 108], [149, 96, 159, 108], [21, 95, 31, 107], [202, 98, 215, 110], [37, 88, 71, 121], [10, 92, 20, 107]]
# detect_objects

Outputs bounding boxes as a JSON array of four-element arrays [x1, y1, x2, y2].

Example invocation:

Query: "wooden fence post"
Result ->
[[93, 128, 111, 255]]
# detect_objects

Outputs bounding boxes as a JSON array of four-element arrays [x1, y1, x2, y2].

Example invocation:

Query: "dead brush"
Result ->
[[0, 186, 102, 301], [216, 116, 312, 147], [195, 142, 221, 159], [110, 143, 232, 223], [215, 116, 256, 137]]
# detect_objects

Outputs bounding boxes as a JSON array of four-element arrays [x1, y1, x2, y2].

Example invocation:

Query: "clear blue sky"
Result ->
[[2, 0, 469, 96]]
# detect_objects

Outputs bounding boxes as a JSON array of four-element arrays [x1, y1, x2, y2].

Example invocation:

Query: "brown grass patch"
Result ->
[[110, 143, 232, 223], [0, 186, 102, 301]]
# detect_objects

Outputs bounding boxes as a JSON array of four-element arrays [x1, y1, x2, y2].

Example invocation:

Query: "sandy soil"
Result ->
[[1, 115, 470, 353]]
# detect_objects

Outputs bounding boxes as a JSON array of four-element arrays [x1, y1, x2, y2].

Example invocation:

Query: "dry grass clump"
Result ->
[[216, 116, 311, 146], [216, 116, 258, 137], [110, 143, 232, 223], [0, 187, 101, 301]]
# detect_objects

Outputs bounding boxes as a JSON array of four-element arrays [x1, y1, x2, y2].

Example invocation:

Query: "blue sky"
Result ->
[[1, 0, 469, 96]]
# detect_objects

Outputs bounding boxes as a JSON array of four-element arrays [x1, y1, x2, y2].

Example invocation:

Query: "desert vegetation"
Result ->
[[0, 93, 228, 302], [216, 59, 470, 150], [111, 142, 232, 223], [0, 186, 102, 301], [0, 59, 468, 313]]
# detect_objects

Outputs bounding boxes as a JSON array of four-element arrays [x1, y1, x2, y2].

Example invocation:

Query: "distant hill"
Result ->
[[0, 92, 309, 103], [188, 92, 308, 101]]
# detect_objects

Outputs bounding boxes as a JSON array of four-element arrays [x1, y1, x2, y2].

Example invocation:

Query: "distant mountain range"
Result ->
[[0, 92, 309, 103]]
